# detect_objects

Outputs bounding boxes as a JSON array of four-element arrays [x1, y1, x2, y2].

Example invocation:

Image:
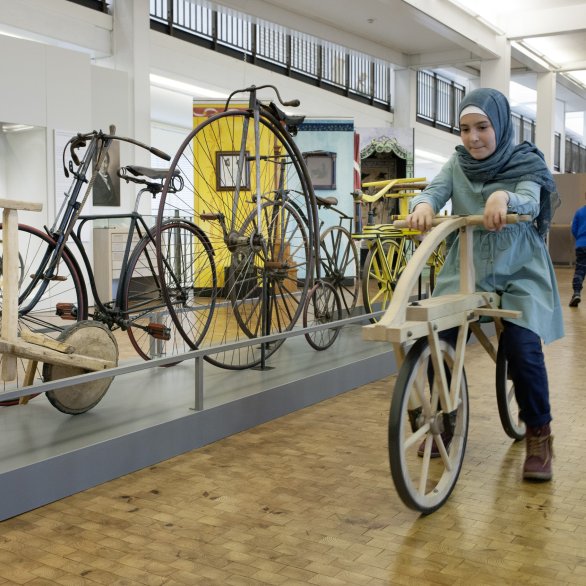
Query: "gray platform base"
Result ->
[[0, 325, 396, 521]]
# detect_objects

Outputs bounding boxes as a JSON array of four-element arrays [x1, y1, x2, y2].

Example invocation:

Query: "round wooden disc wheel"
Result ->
[[43, 322, 118, 415]]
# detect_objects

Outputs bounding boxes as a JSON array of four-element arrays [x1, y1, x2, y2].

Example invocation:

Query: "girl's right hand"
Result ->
[[406, 203, 434, 232]]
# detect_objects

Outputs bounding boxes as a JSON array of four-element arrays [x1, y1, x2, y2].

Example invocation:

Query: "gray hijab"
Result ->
[[456, 87, 557, 236]]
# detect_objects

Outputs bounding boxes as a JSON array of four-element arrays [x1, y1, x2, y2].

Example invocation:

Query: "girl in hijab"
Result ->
[[407, 87, 563, 481]]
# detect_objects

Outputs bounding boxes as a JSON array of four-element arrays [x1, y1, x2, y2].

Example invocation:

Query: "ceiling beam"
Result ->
[[502, 5, 586, 40], [406, 48, 481, 69], [399, 0, 502, 59]]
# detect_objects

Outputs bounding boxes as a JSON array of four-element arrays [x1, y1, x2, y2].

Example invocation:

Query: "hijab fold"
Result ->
[[455, 88, 557, 237]]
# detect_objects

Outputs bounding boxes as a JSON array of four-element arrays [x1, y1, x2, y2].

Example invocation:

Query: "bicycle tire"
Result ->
[[122, 220, 216, 363], [0, 223, 87, 399], [303, 281, 342, 351], [389, 337, 469, 514], [157, 109, 317, 369], [319, 225, 359, 316], [362, 238, 406, 323], [495, 339, 526, 441]]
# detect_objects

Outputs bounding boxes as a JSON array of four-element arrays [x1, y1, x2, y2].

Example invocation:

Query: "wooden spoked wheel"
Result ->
[[388, 338, 469, 514], [43, 321, 118, 415]]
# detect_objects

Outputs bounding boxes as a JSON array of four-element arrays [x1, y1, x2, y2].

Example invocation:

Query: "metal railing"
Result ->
[[0, 310, 380, 412], [416, 70, 465, 134], [149, 0, 393, 110]]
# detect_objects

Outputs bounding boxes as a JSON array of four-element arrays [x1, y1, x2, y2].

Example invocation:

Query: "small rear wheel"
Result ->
[[319, 226, 359, 316], [496, 339, 526, 441], [303, 281, 342, 351]]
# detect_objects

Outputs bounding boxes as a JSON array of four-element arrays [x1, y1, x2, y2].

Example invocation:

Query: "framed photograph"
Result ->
[[303, 151, 337, 190], [216, 151, 250, 191], [92, 136, 121, 207]]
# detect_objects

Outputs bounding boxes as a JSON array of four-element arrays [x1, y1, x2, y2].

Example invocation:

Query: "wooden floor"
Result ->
[[0, 266, 584, 585]]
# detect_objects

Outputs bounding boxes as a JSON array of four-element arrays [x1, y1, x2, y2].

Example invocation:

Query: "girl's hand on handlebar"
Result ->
[[484, 190, 509, 231], [406, 203, 434, 232]]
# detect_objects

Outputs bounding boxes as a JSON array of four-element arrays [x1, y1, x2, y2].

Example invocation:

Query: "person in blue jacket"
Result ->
[[570, 194, 586, 307], [407, 87, 563, 482]]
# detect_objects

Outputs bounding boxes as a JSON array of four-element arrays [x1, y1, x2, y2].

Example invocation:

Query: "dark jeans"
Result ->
[[441, 321, 551, 429], [572, 246, 586, 295]]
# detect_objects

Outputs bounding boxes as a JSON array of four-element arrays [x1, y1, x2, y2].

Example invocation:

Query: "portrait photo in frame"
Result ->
[[216, 151, 251, 191], [303, 150, 337, 190]]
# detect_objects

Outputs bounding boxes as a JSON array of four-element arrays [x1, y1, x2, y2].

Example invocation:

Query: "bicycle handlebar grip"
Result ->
[[149, 147, 171, 161], [283, 99, 300, 107]]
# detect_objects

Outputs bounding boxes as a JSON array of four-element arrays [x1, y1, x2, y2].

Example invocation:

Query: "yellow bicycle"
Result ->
[[353, 178, 446, 322]]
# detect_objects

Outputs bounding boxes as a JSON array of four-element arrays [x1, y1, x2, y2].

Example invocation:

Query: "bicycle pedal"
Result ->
[[55, 303, 78, 320], [147, 322, 171, 341]]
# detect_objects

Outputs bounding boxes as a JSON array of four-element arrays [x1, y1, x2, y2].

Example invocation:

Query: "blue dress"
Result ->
[[410, 154, 564, 344]]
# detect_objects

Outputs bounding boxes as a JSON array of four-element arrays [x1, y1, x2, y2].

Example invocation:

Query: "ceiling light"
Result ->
[[1, 123, 35, 133], [150, 74, 228, 99]]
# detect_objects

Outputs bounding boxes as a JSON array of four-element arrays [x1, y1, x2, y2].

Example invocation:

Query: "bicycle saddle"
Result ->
[[315, 195, 338, 208], [122, 165, 177, 180], [267, 102, 305, 135]]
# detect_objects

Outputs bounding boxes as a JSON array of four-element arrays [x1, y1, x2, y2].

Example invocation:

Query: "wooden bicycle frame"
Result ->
[[363, 215, 526, 418]]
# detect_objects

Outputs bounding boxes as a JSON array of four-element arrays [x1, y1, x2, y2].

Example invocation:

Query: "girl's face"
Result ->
[[460, 113, 497, 160]]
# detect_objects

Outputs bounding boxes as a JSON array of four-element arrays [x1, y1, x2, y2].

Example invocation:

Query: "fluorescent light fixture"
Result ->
[[415, 149, 448, 164], [1, 123, 35, 133], [150, 74, 228, 99]]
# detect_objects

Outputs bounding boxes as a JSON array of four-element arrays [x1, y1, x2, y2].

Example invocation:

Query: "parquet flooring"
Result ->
[[0, 267, 585, 585]]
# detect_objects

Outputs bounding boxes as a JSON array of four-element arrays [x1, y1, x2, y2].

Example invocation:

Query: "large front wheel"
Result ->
[[388, 338, 469, 514]]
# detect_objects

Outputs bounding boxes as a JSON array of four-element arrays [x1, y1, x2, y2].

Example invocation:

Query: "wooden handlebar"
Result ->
[[392, 214, 532, 230]]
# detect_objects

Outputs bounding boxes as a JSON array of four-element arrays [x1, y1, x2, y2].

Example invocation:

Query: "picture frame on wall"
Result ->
[[303, 150, 337, 190], [216, 151, 251, 191], [92, 128, 121, 207]]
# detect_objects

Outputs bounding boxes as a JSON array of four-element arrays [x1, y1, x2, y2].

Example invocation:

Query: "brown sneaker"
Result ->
[[523, 424, 553, 481]]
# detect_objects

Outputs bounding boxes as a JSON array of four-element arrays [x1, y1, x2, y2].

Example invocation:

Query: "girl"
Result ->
[[407, 87, 563, 481]]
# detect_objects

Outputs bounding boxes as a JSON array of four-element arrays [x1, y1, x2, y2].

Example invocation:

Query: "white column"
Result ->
[[479, 37, 511, 96], [108, 0, 151, 164], [536, 71, 556, 168], [393, 68, 416, 130], [556, 98, 566, 173]]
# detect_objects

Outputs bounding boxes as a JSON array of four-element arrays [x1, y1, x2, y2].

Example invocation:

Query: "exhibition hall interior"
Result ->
[[0, 0, 586, 583]]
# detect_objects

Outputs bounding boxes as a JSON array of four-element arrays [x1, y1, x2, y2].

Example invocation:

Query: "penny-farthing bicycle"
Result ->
[[363, 214, 528, 514], [156, 85, 344, 369]]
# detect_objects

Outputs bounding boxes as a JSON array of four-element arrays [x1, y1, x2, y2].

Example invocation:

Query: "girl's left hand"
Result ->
[[484, 191, 509, 231]]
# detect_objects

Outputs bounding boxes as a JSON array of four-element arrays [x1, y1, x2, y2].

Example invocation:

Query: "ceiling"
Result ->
[[213, 0, 586, 114]]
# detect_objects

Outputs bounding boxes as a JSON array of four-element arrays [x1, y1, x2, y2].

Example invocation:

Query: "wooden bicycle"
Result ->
[[363, 214, 529, 514], [0, 199, 117, 412]]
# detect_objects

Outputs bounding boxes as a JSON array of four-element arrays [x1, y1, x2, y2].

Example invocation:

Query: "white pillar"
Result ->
[[393, 68, 416, 130], [556, 98, 566, 173], [479, 36, 511, 96], [108, 0, 151, 164], [536, 71, 556, 168]]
